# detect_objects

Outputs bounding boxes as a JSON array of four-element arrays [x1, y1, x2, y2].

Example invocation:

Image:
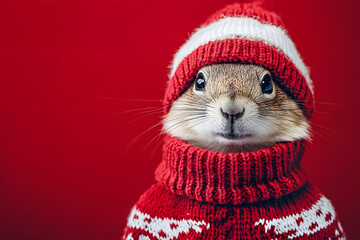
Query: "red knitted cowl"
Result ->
[[155, 135, 307, 204]]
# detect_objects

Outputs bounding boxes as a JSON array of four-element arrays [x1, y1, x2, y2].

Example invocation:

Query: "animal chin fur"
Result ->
[[163, 112, 310, 153]]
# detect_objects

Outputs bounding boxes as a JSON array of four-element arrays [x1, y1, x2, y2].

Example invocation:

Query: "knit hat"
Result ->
[[164, 2, 314, 119]]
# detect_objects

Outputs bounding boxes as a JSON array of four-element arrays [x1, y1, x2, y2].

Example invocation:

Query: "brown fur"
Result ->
[[163, 63, 310, 152]]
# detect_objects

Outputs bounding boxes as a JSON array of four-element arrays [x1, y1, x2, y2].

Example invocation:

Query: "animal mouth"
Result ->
[[218, 133, 252, 140]]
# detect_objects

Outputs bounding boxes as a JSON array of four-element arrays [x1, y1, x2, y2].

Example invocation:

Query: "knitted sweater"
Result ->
[[123, 136, 345, 240]]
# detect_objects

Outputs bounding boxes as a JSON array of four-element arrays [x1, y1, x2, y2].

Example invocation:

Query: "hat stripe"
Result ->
[[170, 17, 313, 92]]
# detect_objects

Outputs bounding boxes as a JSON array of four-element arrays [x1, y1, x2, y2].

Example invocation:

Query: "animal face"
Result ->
[[163, 63, 310, 152]]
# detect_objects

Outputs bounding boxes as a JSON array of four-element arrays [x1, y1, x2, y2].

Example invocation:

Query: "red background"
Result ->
[[1, 0, 359, 239]]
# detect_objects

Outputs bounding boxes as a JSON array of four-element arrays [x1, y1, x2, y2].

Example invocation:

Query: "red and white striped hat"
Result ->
[[164, 2, 314, 118]]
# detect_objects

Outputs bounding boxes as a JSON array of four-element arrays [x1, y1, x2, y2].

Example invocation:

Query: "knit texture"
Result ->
[[123, 136, 345, 240], [156, 136, 307, 205]]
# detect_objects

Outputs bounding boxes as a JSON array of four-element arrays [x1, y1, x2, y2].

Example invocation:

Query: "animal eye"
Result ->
[[261, 74, 273, 94], [195, 73, 206, 91]]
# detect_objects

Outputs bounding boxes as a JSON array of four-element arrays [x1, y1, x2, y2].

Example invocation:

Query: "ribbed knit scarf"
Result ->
[[155, 135, 307, 205]]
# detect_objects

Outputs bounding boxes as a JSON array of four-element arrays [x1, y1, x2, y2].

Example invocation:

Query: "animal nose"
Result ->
[[221, 108, 245, 120]]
